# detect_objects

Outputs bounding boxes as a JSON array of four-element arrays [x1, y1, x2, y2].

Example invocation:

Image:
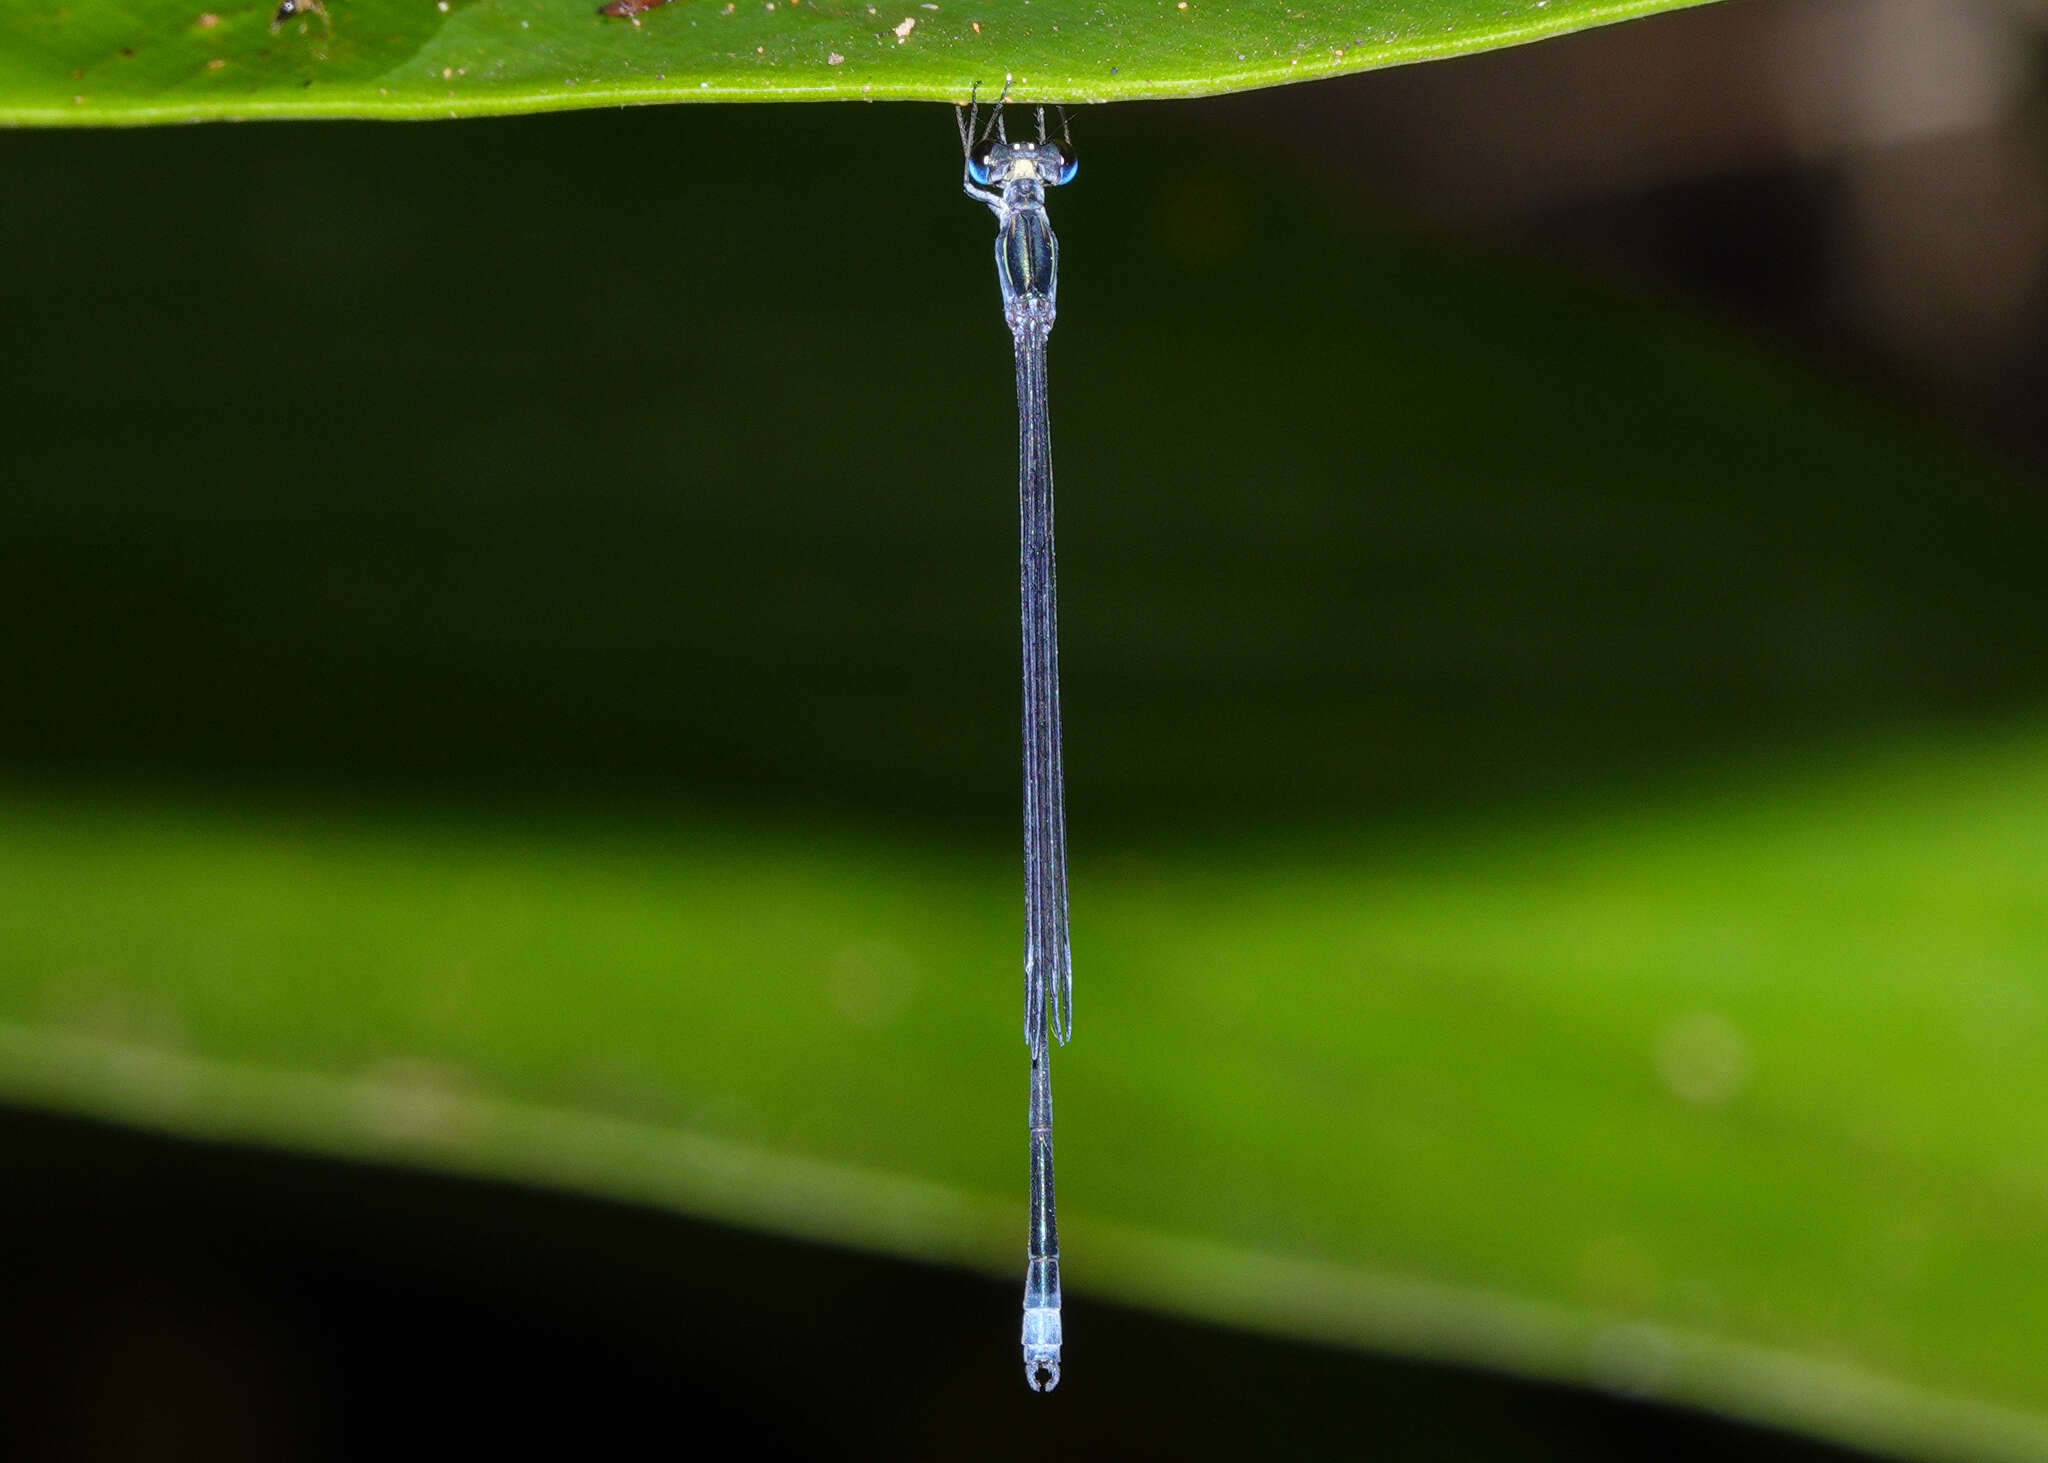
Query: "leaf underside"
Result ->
[[3, 0, 1725, 124]]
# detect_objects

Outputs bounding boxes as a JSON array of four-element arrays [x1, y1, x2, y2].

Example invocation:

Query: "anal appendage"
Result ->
[[1022, 1256, 1063, 1391]]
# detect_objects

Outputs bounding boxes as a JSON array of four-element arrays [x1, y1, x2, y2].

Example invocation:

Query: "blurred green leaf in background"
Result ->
[[5, 0, 2048, 1459]]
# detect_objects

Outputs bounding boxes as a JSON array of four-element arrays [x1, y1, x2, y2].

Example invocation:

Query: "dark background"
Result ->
[[4, 0, 2044, 1454]]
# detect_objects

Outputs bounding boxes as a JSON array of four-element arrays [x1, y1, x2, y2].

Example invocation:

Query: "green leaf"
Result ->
[[6, 731, 2048, 1462], [2, 0, 1725, 124]]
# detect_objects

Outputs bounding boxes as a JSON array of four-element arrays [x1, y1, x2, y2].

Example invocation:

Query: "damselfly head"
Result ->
[[968, 136, 1078, 189]]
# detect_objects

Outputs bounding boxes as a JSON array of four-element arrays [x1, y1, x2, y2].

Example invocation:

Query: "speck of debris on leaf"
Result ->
[[827, 49, 844, 62]]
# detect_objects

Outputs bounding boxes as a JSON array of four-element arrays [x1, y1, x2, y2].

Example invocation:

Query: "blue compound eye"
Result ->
[[968, 137, 999, 186], [1043, 141, 1077, 186], [1058, 153, 1078, 185]]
